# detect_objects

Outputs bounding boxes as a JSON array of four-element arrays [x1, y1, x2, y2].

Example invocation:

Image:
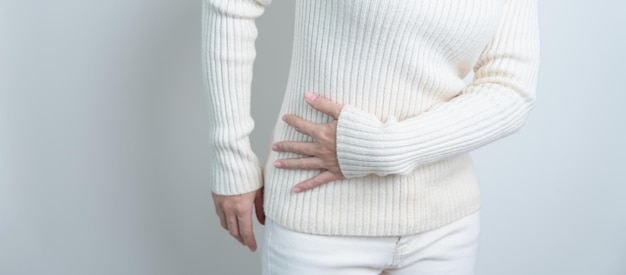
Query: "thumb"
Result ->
[[254, 187, 265, 225]]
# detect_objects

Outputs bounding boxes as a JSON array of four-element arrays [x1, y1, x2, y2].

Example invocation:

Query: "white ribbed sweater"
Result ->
[[202, 0, 540, 236]]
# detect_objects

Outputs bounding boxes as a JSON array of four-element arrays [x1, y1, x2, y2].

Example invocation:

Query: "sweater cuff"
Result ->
[[209, 139, 264, 196], [335, 104, 398, 178]]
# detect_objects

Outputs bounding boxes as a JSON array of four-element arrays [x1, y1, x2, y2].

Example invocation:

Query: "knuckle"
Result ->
[[301, 182, 312, 190], [235, 205, 248, 215], [313, 178, 325, 187], [311, 128, 321, 138], [320, 133, 335, 146], [224, 209, 237, 218], [302, 160, 313, 169], [313, 179, 322, 187], [316, 129, 328, 141], [279, 143, 286, 151], [318, 146, 331, 156]]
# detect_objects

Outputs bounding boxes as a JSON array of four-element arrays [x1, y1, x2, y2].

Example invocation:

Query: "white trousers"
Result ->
[[261, 210, 480, 275]]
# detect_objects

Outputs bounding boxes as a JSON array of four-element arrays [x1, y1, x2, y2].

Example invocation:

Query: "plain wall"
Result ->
[[1, 0, 624, 274]]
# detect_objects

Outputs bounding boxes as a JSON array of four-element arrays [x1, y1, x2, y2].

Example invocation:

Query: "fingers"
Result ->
[[273, 156, 324, 170], [282, 114, 320, 138], [272, 141, 318, 157], [212, 193, 228, 230], [212, 191, 260, 252], [304, 92, 344, 119], [227, 214, 244, 245], [217, 207, 227, 230], [238, 211, 257, 252], [224, 207, 257, 252], [292, 170, 339, 193]]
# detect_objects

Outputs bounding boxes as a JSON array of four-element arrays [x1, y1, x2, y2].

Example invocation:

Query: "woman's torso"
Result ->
[[262, 0, 505, 236]]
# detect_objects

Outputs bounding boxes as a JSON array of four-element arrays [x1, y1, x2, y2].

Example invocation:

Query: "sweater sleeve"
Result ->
[[202, 0, 272, 195], [335, 0, 541, 178]]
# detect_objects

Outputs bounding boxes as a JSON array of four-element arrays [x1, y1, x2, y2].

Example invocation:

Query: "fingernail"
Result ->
[[293, 187, 301, 193], [274, 160, 282, 167], [305, 92, 317, 101], [272, 144, 278, 150]]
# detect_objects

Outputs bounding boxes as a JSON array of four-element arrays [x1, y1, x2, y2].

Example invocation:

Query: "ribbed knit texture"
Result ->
[[202, 0, 540, 236]]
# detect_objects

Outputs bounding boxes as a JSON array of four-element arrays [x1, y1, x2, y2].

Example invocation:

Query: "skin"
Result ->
[[212, 187, 265, 252], [272, 92, 346, 192], [212, 92, 346, 252]]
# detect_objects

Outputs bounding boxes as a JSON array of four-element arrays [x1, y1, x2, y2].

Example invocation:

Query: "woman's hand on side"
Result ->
[[272, 92, 346, 193], [211, 187, 265, 252]]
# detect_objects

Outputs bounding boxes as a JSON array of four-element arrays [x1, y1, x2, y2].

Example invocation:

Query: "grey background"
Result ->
[[1, 0, 624, 274]]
